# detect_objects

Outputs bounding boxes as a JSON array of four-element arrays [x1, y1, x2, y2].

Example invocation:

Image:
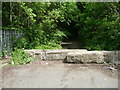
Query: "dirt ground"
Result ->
[[1, 60, 119, 88]]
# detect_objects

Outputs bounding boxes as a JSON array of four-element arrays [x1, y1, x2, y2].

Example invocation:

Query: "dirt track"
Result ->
[[2, 61, 119, 88]]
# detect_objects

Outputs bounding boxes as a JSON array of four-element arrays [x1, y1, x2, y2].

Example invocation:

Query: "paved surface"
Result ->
[[2, 61, 119, 88]]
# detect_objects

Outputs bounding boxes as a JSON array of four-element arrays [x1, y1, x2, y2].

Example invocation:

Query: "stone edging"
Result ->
[[24, 49, 120, 64]]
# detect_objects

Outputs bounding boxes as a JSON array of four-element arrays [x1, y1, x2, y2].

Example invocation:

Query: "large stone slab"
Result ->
[[64, 51, 120, 64], [102, 51, 120, 64], [24, 49, 87, 61], [64, 51, 104, 63], [24, 49, 120, 64]]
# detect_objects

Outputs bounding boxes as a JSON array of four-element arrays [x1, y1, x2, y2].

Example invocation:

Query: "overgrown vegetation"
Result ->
[[2, 2, 120, 50], [35, 42, 62, 49], [10, 49, 35, 65]]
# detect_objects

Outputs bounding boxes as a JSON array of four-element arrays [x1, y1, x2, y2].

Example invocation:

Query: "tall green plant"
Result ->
[[10, 49, 35, 65]]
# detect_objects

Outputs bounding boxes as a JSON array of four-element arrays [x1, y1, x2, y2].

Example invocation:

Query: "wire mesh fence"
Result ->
[[0, 29, 22, 57]]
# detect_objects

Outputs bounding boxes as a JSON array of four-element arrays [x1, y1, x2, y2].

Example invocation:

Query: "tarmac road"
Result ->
[[2, 61, 119, 88]]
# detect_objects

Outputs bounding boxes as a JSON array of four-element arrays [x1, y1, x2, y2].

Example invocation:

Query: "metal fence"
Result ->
[[0, 29, 22, 55]]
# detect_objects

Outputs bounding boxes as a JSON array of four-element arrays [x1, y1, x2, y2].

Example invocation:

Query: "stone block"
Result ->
[[64, 51, 104, 63], [103, 51, 120, 64], [64, 51, 120, 64], [24, 49, 120, 64]]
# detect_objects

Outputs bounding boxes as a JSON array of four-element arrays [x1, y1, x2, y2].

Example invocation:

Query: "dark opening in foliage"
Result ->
[[2, 2, 120, 50]]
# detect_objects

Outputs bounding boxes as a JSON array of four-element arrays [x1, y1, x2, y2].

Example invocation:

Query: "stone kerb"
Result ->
[[102, 51, 120, 64], [64, 51, 120, 64], [24, 49, 120, 64], [64, 51, 104, 63], [24, 49, 87, 61]]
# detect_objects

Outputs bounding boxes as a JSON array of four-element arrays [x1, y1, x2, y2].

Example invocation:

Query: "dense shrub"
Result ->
[[76, 3, 120, 50], [2, 2, 120, 50], [35, 43, 62, 49]]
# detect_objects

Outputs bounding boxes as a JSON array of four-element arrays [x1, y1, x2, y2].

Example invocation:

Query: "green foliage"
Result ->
[[13, 37, 28, 49], [2, 2, 120, 51], [76, 3, 120, 50], [35, 43, 62, 49], [10, 49, 35, 65], [2, 2, 67, 49]]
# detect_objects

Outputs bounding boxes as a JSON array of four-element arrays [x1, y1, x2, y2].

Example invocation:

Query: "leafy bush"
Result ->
[[76, 3, 120, 50], [35, 43, 62, 49], [10, 49, 35, 65], [2, 2, 120, 51]]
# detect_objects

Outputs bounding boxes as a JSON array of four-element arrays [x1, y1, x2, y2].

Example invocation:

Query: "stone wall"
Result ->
[[24, 49, 120, 64], [64, 51, 120, 64], [24, 49, 87, 61]]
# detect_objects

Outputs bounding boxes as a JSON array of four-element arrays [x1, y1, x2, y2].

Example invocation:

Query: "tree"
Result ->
[[2, 2, 120, 50]]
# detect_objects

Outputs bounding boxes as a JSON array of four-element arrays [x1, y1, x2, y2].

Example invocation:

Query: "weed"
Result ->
[[10, 49, 35, 65]]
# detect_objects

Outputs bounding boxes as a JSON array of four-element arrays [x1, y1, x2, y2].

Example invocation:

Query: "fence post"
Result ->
[[0, 30, 2, 60], [0, 2, 2, 60]]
